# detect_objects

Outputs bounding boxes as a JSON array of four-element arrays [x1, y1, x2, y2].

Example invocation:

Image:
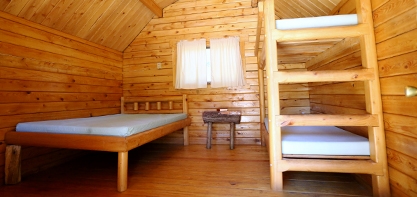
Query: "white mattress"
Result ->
[[16, 114, 187, 137], [264, 118, 370, 155], [275, 14, 358, 30]]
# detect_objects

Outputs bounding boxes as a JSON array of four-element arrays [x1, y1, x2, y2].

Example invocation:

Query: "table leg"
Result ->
[[206, 122, 212, 149], [230, 122, 235, 150]]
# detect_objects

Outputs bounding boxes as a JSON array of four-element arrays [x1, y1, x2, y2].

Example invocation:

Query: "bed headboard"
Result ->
[[121, 95, 188, 114]]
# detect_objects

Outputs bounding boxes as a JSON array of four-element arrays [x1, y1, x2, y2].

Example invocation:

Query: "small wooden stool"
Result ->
[[202, 111, 241, 149]]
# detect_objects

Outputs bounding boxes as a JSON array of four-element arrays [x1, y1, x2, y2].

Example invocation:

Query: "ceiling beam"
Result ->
[[139, 0, 163, 18]]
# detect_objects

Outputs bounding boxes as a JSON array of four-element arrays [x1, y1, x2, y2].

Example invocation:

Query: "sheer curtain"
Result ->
[[175, 39, 207, 89], [210, 37, 246, 88]]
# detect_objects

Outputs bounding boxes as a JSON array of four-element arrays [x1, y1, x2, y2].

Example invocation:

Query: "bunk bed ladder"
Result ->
[[263, 0, 390, 196]]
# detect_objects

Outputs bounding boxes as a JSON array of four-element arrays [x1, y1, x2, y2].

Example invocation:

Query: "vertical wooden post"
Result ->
[[133, 102, 138, 111], [169, 101, 173, 110], [5, 145, 21, 184], [183, 94, 189, 145], [355, 0, 390, 195], [230, 123, 235, 150], [264, 0, 283, 191], [156, 102, 161, 110], [258, 68, 265, 146], [206, 122, 212, 149], [120, 97, 125, 114], [145, 102, 150, 111], [117, 151, 128, 192]]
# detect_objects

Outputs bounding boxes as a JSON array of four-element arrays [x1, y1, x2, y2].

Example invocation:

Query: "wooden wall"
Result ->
[[0, 12, 123, 185], [373, 0, 417, 195], [123, 0, 262, 145], [307, 0, 417, 195]]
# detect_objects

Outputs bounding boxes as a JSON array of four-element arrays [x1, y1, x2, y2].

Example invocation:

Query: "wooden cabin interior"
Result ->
[[0, 0, 416, 196]]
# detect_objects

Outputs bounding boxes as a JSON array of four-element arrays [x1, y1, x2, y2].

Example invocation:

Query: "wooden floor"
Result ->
[[0, 144, 372, 197]]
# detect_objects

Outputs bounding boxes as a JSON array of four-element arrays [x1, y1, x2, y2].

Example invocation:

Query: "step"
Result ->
[[276, 159, 384, 175], [274, 69, 375, 83], [276, 114, 379, 127], [272, 24, 369, 42]]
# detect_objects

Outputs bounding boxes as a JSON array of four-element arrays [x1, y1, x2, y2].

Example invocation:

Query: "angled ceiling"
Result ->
[[0, 0, 176, 51], [274, 0, 342, 19], [0, 0, 344, 54]]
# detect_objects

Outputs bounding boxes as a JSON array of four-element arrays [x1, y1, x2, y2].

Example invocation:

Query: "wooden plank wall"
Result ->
[[123, 0, 261, 145], [305, 0, 367, 135], [373, 0, 417, 195], [0, 12, 123, 185], [307, 0, 417, 195], [277, 64, 311, 115], [263, 64, 311, 118]]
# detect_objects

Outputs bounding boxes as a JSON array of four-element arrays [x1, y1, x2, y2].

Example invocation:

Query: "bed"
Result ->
[[262, 119, 370, 159], [259, 0, 390, 195], [4, 95, 191, 192]]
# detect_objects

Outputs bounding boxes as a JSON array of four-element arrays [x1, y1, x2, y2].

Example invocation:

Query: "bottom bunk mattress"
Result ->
[[264, 119, 370, 156], [16, 114, 187, 137]]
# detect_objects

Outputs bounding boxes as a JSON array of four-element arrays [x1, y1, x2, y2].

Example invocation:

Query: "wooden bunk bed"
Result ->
[[257, 0, 390, 196], [4, 95, 191, 192]]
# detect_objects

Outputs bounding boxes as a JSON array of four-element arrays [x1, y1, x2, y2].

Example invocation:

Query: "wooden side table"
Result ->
[[202, 111, 241, 149]]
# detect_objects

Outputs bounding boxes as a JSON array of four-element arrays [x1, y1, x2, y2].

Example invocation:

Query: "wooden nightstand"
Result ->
[[202, 111, 241, 149]]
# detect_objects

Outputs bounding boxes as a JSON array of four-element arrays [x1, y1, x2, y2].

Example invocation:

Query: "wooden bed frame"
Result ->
[[257, 0, 390, 196], [4, 95, 191, 192]]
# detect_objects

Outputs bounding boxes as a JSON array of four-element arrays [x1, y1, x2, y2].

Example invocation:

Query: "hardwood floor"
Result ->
[[0, 144, 372, 196]]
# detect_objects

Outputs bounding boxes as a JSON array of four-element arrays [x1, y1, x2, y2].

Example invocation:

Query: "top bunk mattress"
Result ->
[[16, 114, 187, 137], [264, 118, 370, 155], [276, 14, 358, 30]]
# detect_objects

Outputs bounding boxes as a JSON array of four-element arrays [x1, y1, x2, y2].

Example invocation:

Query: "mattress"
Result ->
[[275, 14, 358, 30], [264, 118, 370, 155], [16, 114, 187, 137]]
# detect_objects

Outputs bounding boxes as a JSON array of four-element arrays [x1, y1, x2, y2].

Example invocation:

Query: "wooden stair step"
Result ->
[[273, 24, 369, 42], [276, 159, 384, 175], [276, 114, 379, 127], [273, 69, 375, 83]]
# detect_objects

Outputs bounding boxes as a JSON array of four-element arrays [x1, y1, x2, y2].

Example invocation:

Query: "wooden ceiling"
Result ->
[[273, 0, 345, 64], [0, 0, 344, 54], [274, 0, 343, 19], [0, 0, 176, 51]]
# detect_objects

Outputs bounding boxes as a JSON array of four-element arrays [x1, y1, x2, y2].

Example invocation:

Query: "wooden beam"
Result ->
[[139, 0, 163, 18], [277, 159, 384, 175], [254, 1, 264, 56], [276, 114, 379, 126], [274, 24, 369, 42], [274, 69, 375, 83]]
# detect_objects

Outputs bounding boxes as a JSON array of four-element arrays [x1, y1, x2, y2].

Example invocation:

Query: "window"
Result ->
[[175, 37, 245, 89]]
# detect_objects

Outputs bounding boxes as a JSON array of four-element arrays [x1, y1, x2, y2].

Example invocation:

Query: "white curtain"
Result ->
[[210, 37, 246, 88], [175, 39, 207, 89]]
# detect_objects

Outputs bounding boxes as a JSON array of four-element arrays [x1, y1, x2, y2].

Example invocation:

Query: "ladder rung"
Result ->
[[273, 24, 369, 42], [276, 159, 383, 175], [274, 69, 375, 83], [276, 114, 379, 126]]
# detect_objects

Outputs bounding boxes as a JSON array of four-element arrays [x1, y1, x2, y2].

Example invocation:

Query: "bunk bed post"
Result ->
[[183, 94, 189, 145], [355, 0, 390, 195], [264, 0, 284, 191], [257, 1, 266, 147]]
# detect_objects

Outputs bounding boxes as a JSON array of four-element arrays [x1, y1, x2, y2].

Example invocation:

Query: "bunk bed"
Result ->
[[258, 0, 390, 196], [4, 95, 191, 192]]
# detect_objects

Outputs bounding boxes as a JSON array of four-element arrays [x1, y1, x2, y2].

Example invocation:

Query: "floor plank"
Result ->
[[0, 144, 372, 196]]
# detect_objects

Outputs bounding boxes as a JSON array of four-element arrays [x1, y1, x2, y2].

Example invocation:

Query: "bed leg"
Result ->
[[183, 126, 189, 146], [117, 151, 128, 192], [5, 145, 21, 184]]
